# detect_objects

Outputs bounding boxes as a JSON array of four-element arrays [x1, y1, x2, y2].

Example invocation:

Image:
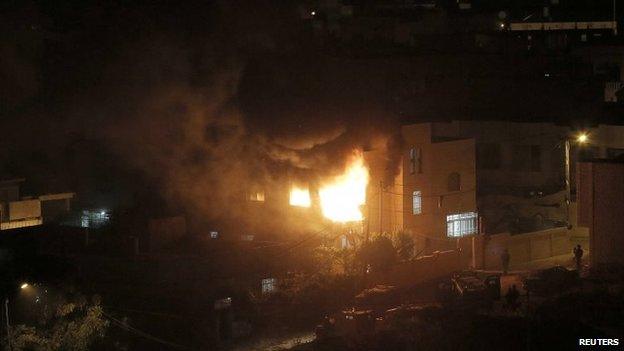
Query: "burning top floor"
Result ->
[[211, 150, 371, 241], [284, 151, 369, 223]]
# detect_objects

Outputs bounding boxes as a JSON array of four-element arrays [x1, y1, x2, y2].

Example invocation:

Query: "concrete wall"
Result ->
[[364, 149, 404, 234], [577, 161, 624, 267], [480, 227, 574, 269], [432, 121, 568, 189], [370, 249, 463, 287], [9, 199, 41, 221]]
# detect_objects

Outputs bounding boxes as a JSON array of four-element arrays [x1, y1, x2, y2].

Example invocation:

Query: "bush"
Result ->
[[358, 235, 397, 273], [5, 296, 108, 351]]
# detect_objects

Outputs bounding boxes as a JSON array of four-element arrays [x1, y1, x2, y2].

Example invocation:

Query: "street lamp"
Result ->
[[576, 132, 589, 144], [5, 282, 33, 351], [564, 132, 589, 228]]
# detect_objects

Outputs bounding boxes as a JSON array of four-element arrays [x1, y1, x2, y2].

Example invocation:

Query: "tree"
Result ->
[[391, 230, 415, 261], [358, 235, 397, 273], [4, 296, 109, 351], [313, 244, 357, 275]]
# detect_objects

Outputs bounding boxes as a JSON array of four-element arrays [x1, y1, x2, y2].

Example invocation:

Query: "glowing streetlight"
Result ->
[[577, 133, 588, 144], [20, 283, 29, 290]]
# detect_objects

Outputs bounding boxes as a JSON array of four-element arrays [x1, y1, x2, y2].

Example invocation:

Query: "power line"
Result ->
[[103, 311, 194, 350], [382, 188, 477, 198]]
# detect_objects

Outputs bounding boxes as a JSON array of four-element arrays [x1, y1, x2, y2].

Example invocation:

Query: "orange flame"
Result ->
[[319, 152, 369, 222], [289, 186, 311, 207]]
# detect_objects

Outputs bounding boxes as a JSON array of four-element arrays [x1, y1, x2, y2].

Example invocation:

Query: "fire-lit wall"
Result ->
[[577, 160, 624, 267], [364, 149, 403, 234], [238, 176, 328, 241], [401, 124, 477, 253]]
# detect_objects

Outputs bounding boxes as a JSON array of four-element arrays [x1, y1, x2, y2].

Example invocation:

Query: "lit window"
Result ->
[[412, 190, 422, 214], [446, 212, 478, 237], [249, 191, 265, 202], [262, 278, 277, 294], [447, 172, 460, 191], [210, 231, 219, 239]]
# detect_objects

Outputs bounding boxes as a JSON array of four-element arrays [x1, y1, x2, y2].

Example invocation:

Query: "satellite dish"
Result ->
[[498, 11, 507, 20]]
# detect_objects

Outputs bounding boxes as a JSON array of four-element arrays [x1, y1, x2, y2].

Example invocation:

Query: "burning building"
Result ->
[[227, 151, 371, 242]]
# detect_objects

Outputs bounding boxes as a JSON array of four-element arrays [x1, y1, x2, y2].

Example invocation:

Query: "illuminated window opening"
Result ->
[[262, 278, 277, 294], [447, 212, 478, 237], [248, 191, 265, 202], [412, 190, 422, 214]]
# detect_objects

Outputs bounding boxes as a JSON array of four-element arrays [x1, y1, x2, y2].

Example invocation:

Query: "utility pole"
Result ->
[[5, 297, 12, 351], [614, 0, 618, 35], [365, 202, 370, 244], [378, 180, 383, 234], [564, 139, 571, 227]]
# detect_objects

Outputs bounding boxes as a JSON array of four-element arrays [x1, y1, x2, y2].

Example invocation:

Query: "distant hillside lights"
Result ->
[[80, 210, 110, 228]]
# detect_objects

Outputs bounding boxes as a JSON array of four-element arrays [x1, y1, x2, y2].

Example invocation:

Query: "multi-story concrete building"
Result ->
[[366, 121, 624, 256], [401, 123, 477, 252], [0, 178, 74, 230], [363, 148, 403, 235]]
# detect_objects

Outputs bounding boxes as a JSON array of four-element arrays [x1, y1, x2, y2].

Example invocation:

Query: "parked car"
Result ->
[[523, 265, 579, 296]]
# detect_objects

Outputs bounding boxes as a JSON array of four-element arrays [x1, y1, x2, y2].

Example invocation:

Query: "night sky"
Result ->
[[1, 0, 621, 219]]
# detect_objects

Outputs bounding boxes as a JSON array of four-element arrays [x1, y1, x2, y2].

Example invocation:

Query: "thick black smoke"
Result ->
[[1, 1, 402, 228]]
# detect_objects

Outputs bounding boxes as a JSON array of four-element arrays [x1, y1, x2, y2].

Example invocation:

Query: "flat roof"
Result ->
[[39, 193, 75, 201], [0, 178, 25, 185]]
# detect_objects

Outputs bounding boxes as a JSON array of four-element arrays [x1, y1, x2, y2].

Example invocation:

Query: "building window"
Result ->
[[477, 143, 501, 170], [248, 190, 265, 202], [447, 172, 461, 192], [530, 145, 542, 172], [446, 212, 478, 237], [210, 231, 219, 239], [409, 148, 422, 174], [262, 278, 278, 295], [412, 190, 422, 214]]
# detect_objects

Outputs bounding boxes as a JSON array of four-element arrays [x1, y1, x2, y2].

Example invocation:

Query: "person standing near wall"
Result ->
[[573, 244, 584, 272], [501, 248, 510, 275]]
